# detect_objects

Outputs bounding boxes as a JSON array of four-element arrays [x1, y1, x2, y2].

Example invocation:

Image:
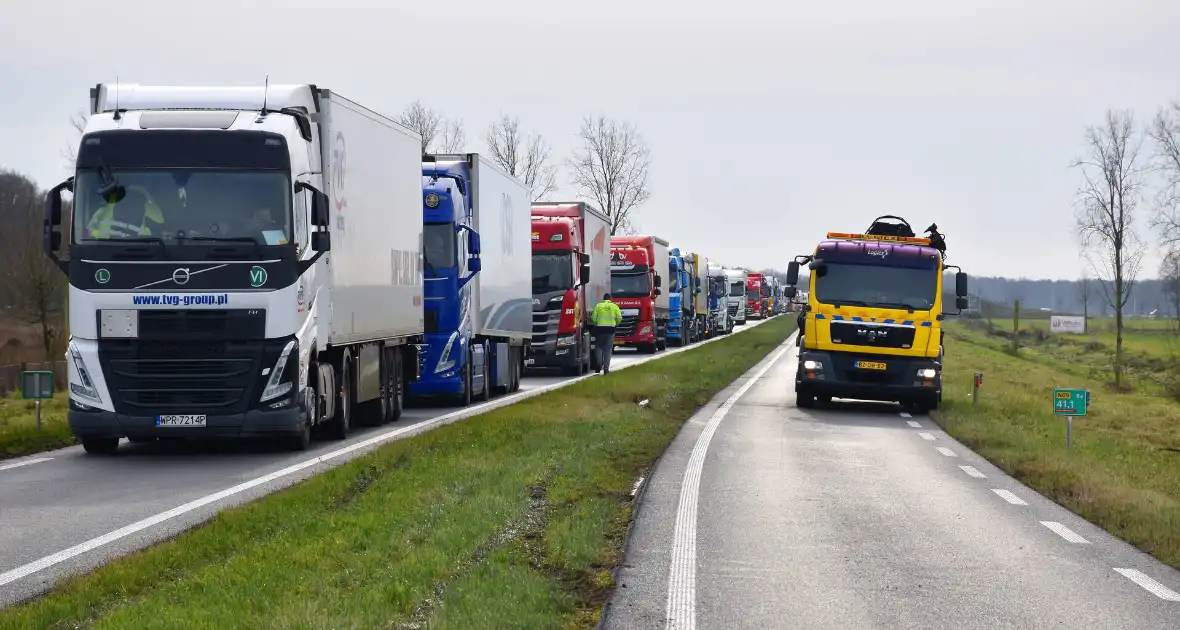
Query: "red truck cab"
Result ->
[[609, 235, 670, 354], [746, 273, 764, 319]]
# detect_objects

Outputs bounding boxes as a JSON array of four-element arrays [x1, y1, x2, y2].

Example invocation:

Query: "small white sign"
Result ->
[[1050, 315, 1086, 334]]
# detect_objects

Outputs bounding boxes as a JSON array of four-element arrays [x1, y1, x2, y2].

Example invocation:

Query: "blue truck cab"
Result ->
[[410, 159, 488, 403], [667, 248, 694, 346]]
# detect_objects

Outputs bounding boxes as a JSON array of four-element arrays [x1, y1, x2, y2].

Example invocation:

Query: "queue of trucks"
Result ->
[[41, 82, 783, 455]]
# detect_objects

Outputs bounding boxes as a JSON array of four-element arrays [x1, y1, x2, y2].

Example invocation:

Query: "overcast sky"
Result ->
[[2, 0, 1178, 280]]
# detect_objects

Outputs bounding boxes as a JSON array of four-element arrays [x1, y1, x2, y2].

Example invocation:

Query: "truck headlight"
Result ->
[[68, 341, 103, 404], [918, 368, 937, 379], [802, 360, 821, 371], [436, 331, 459, 373], [557, 335, 576, 347], [260, 340, 297, 402]]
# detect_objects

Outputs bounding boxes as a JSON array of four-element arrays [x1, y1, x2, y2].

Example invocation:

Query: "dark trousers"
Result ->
[[593, 325, 616, 372]]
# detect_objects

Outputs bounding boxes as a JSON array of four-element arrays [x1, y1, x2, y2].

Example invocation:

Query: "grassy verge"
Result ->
[[0, 392, 73, 460], [934, 322, 1180, 570], [0, 317, 795, 630]]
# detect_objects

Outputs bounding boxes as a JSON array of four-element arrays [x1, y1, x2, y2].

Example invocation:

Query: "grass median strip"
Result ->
[[0, 392, 72, 460], [0, 317, 794, 630], [934, 323, 1180, 570]]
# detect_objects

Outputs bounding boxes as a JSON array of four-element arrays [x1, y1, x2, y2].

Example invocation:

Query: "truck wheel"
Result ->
[[581, 333, 591, 374], [389, 350, 405, 421], [477, 346, 492, 402], [284, 419, 312, 451], [81, 436, 120, 455], [795, 385, 815, 408], [323, 354, 353, 440], [461, 348, 474, 406], [512, 347, 522, 392], [358, 348, 392, 427]]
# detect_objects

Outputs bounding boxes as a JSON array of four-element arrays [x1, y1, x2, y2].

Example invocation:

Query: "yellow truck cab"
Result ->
[[783, 215, 969, 412]]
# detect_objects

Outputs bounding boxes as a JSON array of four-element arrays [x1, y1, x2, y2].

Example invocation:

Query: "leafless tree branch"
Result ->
[[60, 110, 88, 174], [0, 170, 66, 361], [483, 114, 558, 202], [1071, 108, 1148, 389], [566, 115, 651, 235], [1148, 101, 1180, 247], [398, 101, 441, 155], [439, 119, 466, 153]]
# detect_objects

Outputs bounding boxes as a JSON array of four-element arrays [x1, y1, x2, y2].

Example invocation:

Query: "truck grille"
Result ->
[[727, 304, 739, 317], [617, 316, 638, 337], [99, 340, 264, 415], [829, 321, 916, 350], [133, 309, 265, 340]]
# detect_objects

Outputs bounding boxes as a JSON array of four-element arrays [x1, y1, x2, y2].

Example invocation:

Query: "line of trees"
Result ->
[[1071, 102, 1180, 387]]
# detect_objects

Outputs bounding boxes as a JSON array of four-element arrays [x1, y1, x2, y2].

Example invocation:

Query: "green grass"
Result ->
[[0, 317, 795, 630], [934, 322, 1180, 571], [0, 392, 73, 460]]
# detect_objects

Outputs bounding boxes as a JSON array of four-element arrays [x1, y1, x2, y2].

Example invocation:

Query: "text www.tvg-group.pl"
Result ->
[[131, 294, 230, 306]]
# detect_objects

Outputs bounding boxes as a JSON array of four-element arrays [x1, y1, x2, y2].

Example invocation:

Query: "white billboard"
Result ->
[[1050, 315, 1086, 334]]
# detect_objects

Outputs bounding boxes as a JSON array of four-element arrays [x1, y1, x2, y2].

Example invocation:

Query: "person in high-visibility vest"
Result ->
[[85, 187, 165, 239], [591, 293, 624, 374]]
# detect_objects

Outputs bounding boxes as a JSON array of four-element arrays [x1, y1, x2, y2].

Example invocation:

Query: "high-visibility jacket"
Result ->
[[86, 195, 165, 239], [591, 300, 623, 327]]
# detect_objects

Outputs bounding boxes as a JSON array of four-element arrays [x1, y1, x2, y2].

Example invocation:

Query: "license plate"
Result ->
[[855, 361, 887, 371], [156, 414, 207, 427], [614, 340, 625, 345]]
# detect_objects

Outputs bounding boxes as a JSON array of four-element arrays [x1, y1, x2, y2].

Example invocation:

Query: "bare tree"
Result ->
[[438, 119, 466, 153], [1071, 109, 1148, 389], [483, 114, 558, 201], [1149, 101, 1180, 245], [61, 110, 88, 173], [0, 170, 66, 362], [1075, 269, 1092, 326], [397, 101, 466, 155], [1161, 250, 1180, 326], [566, 115, 652, 235]]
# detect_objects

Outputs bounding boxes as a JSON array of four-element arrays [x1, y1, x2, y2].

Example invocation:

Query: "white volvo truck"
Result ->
[[42, 83, 425, 454]]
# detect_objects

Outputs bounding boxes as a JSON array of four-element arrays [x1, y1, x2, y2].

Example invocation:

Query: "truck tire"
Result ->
[[795, 385, 815, 408], [323, 353, 353, 440], [477, 345, 492, 402], [358, 347, 393, 427], [81, 436, 120, 455], [581, 333, 591, 374], [461, 347, 474, 406], [389, 349, 405, 421], [284, 418, 312, 451]]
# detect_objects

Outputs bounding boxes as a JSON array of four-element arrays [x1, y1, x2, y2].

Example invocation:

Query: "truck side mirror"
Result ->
[[467, 230, 481, 256], [580, 263, 590, 285], [297, 182, 330, 227], [42, 180, 71, 273], [955, 271, 968, 297], [654, 274, 662, 289], [312, 231, 331, 252], [786, 261, 799, 285], [654, 288, 662, 296], [580, 252, 590, 265], [469, 257, 482, 273], [785, 286, 797, 299], [955, 296, 968, 311]]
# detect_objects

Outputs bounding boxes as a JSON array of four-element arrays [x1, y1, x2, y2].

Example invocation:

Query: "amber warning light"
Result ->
[[826, 232, 932, 245]]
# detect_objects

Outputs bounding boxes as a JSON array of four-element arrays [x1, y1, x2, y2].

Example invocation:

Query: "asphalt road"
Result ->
[[605, 336, 1180, 630], [0, 318, 768, 608]]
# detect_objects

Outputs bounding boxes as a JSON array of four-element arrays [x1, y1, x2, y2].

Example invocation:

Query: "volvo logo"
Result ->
[[172, 268, 191, 285]]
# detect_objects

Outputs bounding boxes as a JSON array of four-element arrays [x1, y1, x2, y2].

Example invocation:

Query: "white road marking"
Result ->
[[899, 411, 912, 418], [991, 489, 1028, 505], [631, 476, 645, 498], [935, 446, 957, 457], [0, 457, 53, 472], [1113, 568, 1180, 602], [959, 465, 987, 479], [0, 321, 772, 590], [917, 432, 935, 441], [665, 335, 794, 630], [1039, 521, 1090, 544], [906, 420, 922, 428]]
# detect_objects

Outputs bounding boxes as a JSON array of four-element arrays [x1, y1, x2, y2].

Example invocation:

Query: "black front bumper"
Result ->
[[796, 349, 940, 403], [69, 405, 305, 439], [524, 343, 577, 369]]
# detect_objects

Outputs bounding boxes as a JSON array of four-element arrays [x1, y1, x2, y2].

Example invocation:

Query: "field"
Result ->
[[934, 319, 1180, 571], [0, 316, 795, 629]]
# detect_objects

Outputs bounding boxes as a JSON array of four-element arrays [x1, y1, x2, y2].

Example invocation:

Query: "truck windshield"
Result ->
[[424, 222, 457, 269], [532, 253, 574, 293], [747, 289, 760, 300], [813, 263, 938, 310], [729, 281, 744, 296], [611, 272, 651, 298], [73, 170, 291, 245]]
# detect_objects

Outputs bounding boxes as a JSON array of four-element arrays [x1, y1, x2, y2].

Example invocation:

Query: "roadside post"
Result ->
[[1052, 387, 1089, 450], [973, 372, 983, 407], [20, 370, 55, 431]]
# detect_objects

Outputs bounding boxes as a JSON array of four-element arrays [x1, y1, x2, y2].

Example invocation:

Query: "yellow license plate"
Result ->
[[614, 340, 625, 345], [855, 361, 887, 370]]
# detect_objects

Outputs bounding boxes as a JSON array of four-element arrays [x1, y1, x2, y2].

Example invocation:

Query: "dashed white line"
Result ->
[[959, 465, 987, 478], [899, 411, 912, 418], [1113, 568, 1180, 602], [906, 420, 922, 428], [992, 489, 1028, 505], [665, 337, 794, 630], [935, 446, 957, 457], [917, 432, 935, 441], [1039, 521, 1090, 544], [0, 457, 53, 472]]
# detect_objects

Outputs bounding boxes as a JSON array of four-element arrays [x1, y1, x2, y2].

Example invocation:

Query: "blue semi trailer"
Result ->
[[409, 153, 533, 406]]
